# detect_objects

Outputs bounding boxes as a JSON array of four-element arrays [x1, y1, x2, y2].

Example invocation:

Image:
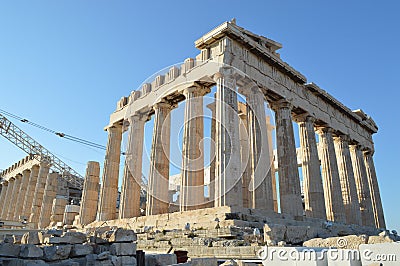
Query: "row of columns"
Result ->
[[96, 73, 385, 229], [293, 112, 385, 228], [0, 161, 72, 229]]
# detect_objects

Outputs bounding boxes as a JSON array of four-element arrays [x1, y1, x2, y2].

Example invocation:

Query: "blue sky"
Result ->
[[0, 1, 399, 230]]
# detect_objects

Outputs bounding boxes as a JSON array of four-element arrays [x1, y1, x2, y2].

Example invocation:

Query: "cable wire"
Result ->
[[0, 108, 107, 150]]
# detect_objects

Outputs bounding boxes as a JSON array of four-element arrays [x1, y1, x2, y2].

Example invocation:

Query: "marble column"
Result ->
[[38, 172, 58, 228], [50, 197, 68, 226], [206, 100, 216, 207], [266, 116, 278, 212], [22, 165, 39, 218], [350, 144, 375, 227], [14, 169, 31, 220], [97, 123, 123, 221], [30, 160, 51, 227], [80, 161, 100, 225], [214, 73, 243, 208], [119, 113, 147, 218], [296, 114, 326, 219], [334, 135, 362, 225], [238, 103, 250, 208], [271, 100, 303, 216], [246, 87, 274, 211], [0, 181, 8, 218], [9, 174, 22, 220], [146, 101, 174, 215], [317, 127, 346, 222], [180, 85, 209, 211], [2, 178, 14, 219], [363, 149, 385, 228]]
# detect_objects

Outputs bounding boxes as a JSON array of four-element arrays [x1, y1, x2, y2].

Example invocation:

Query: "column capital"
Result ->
[[333, 134, 351, 143], [183, 84, 210, 98], [153, 100, 177, 111], [362, 147, 374, 156], [269, 99, 292, 111], [22, 169, 31, 175], [128, 112, 150, 124], [316, 126, 333, 135], [293, 113, 315, 124], [349, 143, 363, 151], [213, 69, 236, 81]]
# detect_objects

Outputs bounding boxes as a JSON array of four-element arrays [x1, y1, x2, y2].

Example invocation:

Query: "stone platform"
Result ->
[[86, 206, 380, 259]]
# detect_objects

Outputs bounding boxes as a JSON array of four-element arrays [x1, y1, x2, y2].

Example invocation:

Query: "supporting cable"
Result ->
[[0, 108, 107, 150]]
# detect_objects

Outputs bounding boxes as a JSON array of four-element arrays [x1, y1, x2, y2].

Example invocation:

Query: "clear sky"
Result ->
[[0, 1, 399, 230]]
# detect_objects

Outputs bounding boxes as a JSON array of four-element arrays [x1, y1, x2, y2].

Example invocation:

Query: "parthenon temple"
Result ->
[[0, 21, 385, 234]]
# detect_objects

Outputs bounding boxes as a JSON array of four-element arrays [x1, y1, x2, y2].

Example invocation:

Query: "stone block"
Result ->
[[285, 226, 308, 244], [21, 232, 40, 245], [259, 246, 328, 266], [110, 242, 137, 256], [114, 255, 137, 266], [94, 244, 110, 254], [359, 242, 400, 266], [263, 224, 286, 242], [20, 244, 44, 258], [368, 235, 394, 244], [326, 249, 361, 266], [43, 245, 72, 261], [303, 235, 368, 249], [145, 253, 177, 265], [46, 229, 63, 237], [62, 231, 87, 244], [108, 228, 137, 243], [0, 242, 21, 257], [97, 251, 110, 260], [189, 258, 218, 266], [71, 243, 94, 257], [23, 259, 48, 265]]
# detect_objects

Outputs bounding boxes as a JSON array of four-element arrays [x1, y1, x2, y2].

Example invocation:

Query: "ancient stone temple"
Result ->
[[85, 20, 385, 234], [0, 22, 385, 241]]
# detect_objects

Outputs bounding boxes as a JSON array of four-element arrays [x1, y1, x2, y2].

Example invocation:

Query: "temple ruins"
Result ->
[[0, 22, 387, 256]]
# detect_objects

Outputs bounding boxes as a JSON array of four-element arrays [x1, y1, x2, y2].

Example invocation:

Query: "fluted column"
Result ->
[[79, 161, 100, 225], [97, 123, 123, 221], [146, 101, 174, 215], [119, 113, 147, 218], [22, 165, 39, 218], [180, 85, 209, 211], [317, 127, 346, 222], [266, 116, 278, 212], [363, 149, 385, 228], [334, 135, 362, 225], [296, 114, 326, 219], [0, 181, 8, 218], [9, 174, 22, 220], [270, 100, 303, 216], [246, 87, 274, 211], [238, 103, 250, 208], [350, 144, 375, 227], [214, 73, 242, 208], [14, 169, 31, 220], [2, 179, 15, 219], [206, 100, 216, 207], [38, 172, 58, 228], [30, 160, 51, 227]]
